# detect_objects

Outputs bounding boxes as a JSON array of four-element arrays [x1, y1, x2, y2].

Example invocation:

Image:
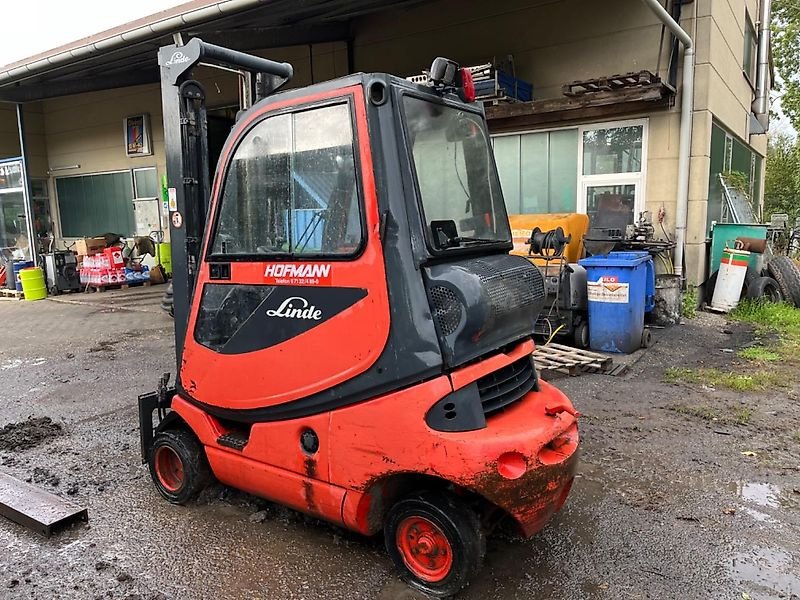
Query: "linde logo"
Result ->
[[165, 51, 191, 66], [266, 297, 322, 320], [264, 264, 331, 279]]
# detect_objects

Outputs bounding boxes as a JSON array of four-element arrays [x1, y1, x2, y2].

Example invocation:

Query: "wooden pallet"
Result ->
[[0, 288, 24, 300], [533, 342, 621, 378], [84, 281, 151, 293], [562, 70, 659, 96]]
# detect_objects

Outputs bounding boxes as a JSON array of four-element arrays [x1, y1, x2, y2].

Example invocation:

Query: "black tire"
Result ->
[[160, 281, 174, 318], [704, 270, 718, 305], [148, 429, 211, 504], [767, 257, 800, 307], [573, 319, 589, 349], [385, 491, 485, 598], [746, 276, 784, 302], [641, 328, 653, 349], [744, 263, 761, 291]]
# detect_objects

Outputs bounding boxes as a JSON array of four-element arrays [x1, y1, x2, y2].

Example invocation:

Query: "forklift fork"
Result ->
[[138, 373, 175, 463]]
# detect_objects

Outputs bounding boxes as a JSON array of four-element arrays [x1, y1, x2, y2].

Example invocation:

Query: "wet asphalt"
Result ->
[[0, 290, 798, 600]]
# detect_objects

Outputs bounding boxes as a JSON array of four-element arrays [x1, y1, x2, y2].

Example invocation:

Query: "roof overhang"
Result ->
[[486, 83, 675, 132], [0, 0, 425, 103]]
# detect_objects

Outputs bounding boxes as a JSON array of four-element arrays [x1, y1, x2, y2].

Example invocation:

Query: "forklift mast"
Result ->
[[158, 38, 293, 369]]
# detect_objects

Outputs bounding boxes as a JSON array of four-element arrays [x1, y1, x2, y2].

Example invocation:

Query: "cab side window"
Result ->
[[211, 102, 363, 258]]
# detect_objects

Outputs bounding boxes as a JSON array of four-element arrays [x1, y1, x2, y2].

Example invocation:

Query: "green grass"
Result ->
[[729, 300, 800, 363], [671, 403, 754, 426], [673, 404, 719, 421], [729, 300, 800, 335], [733, 407, 754, 425], [793, 431, 800, 443], [682, 286, 698, 319], [737, 346, 782, 362], [664, 366, 784, 391]]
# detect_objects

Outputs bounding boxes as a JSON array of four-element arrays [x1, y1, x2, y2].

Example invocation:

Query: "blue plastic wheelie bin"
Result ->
[[578, 251, 655, 353]]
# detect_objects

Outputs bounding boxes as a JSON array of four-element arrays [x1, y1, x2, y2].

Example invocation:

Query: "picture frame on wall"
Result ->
[[125, 114, 152, 157]]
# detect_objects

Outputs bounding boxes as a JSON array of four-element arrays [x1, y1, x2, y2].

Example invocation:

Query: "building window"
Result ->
[[743, 11, 758, 84], [30, 178, 53, 242], [55, 171, 135, 237], [0, 160, 31, 259], [492, 119, 647, 226], [133, 167, 158, 199], [493, 129, 579, 214], [707, 121, 762, 232], [579, 121, 647, 227]]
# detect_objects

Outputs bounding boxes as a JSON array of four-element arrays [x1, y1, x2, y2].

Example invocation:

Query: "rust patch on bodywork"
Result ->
[[303, 457, 317, 511], [471, 450, 579, 537]]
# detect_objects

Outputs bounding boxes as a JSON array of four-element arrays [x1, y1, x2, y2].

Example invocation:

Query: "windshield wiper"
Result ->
[[456, 236, 496, 245]]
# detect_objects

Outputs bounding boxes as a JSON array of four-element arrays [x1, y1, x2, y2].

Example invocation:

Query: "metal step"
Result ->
[[0, 472, 88, 536], [217, 431, 249, 451]]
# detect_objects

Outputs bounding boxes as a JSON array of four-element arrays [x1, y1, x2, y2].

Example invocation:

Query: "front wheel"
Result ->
[[385, 491, 485, 598], [148, 429, 211, 504]]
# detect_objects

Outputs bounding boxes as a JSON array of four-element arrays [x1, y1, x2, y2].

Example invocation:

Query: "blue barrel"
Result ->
[[579, 251, 654, 353], [12, 260, 34, 292]]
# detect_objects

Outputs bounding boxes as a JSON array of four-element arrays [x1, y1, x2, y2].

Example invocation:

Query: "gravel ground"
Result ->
[[0, 290, 798, 600]]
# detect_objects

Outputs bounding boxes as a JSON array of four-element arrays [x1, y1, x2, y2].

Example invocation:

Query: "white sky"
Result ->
[[0, 1, 183, 66]]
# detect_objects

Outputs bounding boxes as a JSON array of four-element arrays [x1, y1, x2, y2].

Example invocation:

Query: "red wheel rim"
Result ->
[[396, 516, 453, 583], [154, 446, 184, 492]]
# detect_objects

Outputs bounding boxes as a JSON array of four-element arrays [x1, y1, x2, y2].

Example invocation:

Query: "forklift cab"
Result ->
[[178, 69, 544, 421]]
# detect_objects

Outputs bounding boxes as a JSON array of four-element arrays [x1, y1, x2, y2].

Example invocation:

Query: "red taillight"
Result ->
[[459, 67, 476, 103]]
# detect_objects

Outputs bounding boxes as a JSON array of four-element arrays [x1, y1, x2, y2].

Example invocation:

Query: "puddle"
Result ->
[[730, 546, 800, 598], [740, 507, 779, 524], [1, 357, 46, 370], [736, 482, 782, 509]]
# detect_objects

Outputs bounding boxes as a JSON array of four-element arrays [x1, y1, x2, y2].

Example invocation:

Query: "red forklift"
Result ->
[[139, 38, 579, 597]]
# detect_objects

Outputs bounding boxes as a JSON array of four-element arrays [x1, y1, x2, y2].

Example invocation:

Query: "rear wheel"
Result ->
[[148, 429, 211, 504], [385, 491, 484, 598]]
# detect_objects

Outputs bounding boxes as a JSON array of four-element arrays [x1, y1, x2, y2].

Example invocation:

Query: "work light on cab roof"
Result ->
[[426, 57, 476, 103]]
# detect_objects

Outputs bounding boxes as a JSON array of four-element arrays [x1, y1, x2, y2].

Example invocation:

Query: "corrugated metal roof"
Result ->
[[0, 0, 426, 102], [0, 0, 230, 74]]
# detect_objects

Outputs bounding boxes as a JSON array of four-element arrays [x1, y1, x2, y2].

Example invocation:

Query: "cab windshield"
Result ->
[[403, 96, 511, 251]]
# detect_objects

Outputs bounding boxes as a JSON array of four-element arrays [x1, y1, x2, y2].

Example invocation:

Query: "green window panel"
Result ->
[[56, 172, 135, 237], [548, 130, 579, 213], [493, 129, 578, 214], [743, 12, 757, 83], [493, 136, 521, 213], [133, 168, 159, 199]]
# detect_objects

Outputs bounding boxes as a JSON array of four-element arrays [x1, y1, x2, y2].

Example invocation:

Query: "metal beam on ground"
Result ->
[[0, 472, 88, 537]]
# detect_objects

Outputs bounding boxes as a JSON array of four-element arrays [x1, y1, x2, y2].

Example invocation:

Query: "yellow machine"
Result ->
[[508, 213, 591, 347], [509, 213, 589, 264]]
